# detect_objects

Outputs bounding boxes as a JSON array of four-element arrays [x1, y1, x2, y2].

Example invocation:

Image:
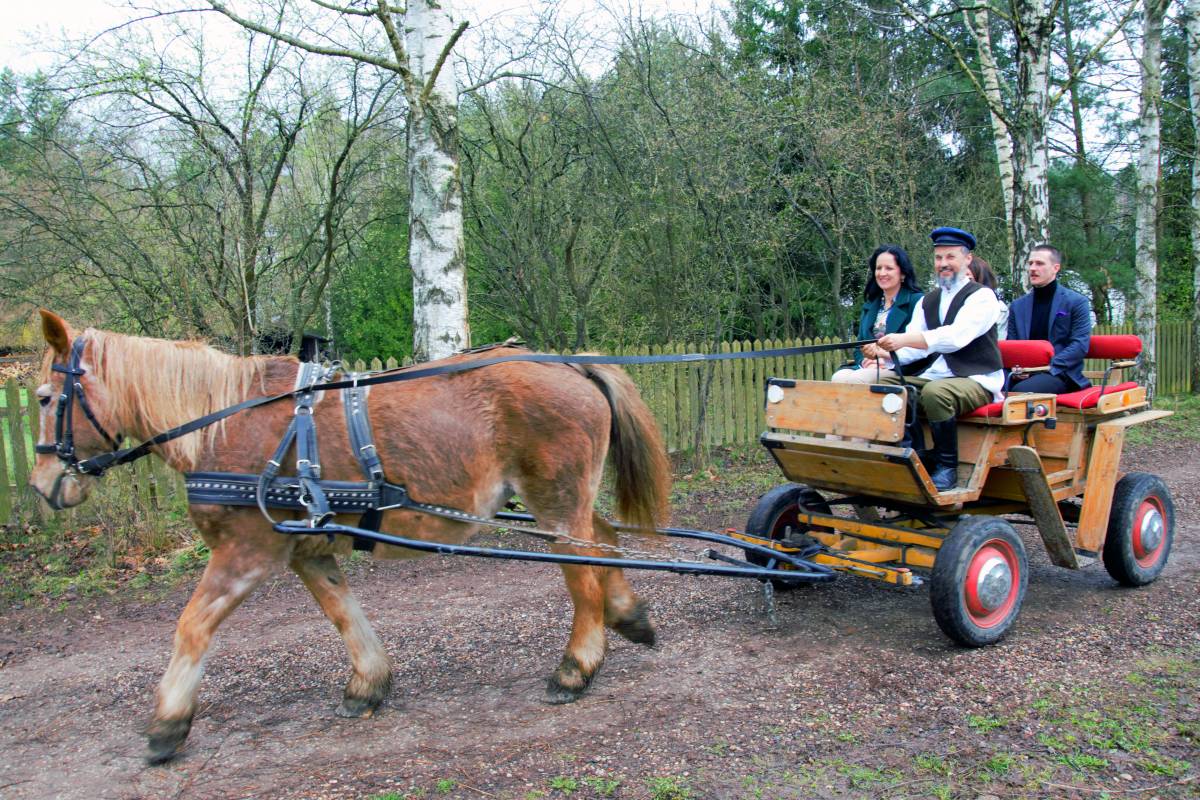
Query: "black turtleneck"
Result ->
[[1029, 279, 1057, 341]]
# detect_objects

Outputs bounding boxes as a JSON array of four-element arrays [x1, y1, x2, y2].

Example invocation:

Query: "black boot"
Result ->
[[928, 419, 959, 492]]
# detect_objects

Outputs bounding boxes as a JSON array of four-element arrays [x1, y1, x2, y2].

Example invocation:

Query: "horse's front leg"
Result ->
[[146, 542, 278, 764], [290, 554, 392, 718]]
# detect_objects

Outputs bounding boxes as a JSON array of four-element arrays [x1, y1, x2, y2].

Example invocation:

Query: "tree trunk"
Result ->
[[1135, 0, 1165, 396], [1062, 0, 1109, 324], [407, 0, 469, 362], [1010, 0, 1055, 289], [968, 6, 1016, 273], [1188, 0, 1200, 393]]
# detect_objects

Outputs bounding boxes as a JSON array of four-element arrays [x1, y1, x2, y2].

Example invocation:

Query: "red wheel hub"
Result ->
[[1132, 498, 1166, 567], [963, 539, 1019, 627]]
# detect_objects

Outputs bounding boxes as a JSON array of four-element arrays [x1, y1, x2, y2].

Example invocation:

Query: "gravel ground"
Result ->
[[0, 440, 1196, 800]]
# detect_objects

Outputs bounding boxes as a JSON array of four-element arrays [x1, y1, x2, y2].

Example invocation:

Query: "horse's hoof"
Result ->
[[145, 716, 192, 765], [336, 696, 382, 718], [611, 602, 656, 647], [545, 655, 592, 704], [544, 678, 585, 705]]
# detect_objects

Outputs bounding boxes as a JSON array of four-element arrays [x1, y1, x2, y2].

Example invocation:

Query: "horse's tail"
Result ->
[[579, 364, 671, 532]]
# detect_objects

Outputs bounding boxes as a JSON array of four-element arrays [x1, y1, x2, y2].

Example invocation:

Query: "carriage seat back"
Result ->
[[1087, 334, 1142, 360], [998, 339, 1053, 370]]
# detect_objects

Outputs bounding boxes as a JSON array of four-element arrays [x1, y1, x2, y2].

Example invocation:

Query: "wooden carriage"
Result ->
[[739, 335, 1175, 646]]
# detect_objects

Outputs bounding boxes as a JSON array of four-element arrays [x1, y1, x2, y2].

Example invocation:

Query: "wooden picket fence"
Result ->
[[2, 322, 1193, 524]]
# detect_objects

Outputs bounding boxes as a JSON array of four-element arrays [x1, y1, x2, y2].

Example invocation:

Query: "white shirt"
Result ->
[[893, 279, 1005, 402]]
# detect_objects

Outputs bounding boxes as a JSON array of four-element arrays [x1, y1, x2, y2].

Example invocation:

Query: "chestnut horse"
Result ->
[[30, 311, 671, 764]]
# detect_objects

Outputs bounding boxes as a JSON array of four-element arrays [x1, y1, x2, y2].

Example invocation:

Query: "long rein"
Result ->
[[45, 338, 875, 478]]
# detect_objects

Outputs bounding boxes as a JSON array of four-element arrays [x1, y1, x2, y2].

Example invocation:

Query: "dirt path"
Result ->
[[1, 442, 1197, 799]]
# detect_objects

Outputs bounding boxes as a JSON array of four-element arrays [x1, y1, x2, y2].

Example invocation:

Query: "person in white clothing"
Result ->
[[865, 227, 1004, 491]]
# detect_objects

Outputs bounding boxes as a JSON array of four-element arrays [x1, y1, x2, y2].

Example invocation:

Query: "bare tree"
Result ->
[[1188, 0, 1200, 393], [207, 0, 470, 361]]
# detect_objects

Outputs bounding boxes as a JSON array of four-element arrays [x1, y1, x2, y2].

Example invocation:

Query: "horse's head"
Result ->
[[30, 310, 123, 510]]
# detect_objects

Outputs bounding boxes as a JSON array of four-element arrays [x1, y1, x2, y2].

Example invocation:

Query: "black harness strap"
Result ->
[[342, 373, 385, 545]]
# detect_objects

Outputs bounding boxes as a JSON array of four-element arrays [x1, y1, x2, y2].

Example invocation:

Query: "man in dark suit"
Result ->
[[1006, 244, 1093, 393]]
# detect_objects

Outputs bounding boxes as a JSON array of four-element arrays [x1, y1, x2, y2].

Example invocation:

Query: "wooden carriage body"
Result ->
[[742, 336, 1175, 645]]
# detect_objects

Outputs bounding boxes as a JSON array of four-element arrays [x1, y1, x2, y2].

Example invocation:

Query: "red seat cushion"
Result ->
[[998, 339, 1053, 370], [1087, 335, 1142, 360], [965, 401, 1004, 418], [1056, 381, 1139, 409]]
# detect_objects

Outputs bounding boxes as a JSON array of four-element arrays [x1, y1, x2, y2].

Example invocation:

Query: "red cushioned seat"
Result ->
[[1056, 381, 1139, 409], [998, 339, 1053, 370], [965, 401, 1005, 418], [1087, 335, 1141, 360], [965, 341, 1054, 417]]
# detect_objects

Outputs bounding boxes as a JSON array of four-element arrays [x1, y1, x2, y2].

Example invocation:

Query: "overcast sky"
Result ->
[[0, 0, 712, 73]]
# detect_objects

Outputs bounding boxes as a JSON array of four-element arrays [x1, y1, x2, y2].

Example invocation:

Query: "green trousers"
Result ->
[[878, 375, 992, 423]]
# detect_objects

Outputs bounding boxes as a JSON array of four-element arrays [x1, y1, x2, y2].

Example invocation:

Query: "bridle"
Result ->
[[34, 337, 123, 482]]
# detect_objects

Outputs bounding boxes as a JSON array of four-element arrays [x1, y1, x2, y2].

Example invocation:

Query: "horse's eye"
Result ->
[[39, 396, 51, 407]]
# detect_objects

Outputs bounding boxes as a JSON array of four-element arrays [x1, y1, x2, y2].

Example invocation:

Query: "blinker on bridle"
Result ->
[[35, 336, 123, 477]]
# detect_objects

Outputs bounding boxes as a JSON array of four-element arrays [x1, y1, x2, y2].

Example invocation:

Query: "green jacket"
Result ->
[[852, 286, 922, 366]]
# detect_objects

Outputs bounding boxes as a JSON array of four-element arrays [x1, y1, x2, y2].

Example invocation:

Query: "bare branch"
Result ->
[[419, 20, 469, 107], [205, 1, 407, 75]]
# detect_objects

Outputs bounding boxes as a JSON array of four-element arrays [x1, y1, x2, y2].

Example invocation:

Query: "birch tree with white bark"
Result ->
[[207, 0, 470, 361], [1188, 0, 1200, 393], [1134, 0, 1167, 396]]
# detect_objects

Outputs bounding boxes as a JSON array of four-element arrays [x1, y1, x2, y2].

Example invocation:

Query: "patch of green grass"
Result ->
[[434, 778, 456, 794], [581, 776, 619, 797], [548, 776, 577, 794], [982, 752, 1015, 777], [835, 731, 857, 743], [966, 714, 1006, 732], [1056, 751, 1108, 772], [930, 784, 952, 800], [645, 776, 691, 800], [1140, 755, 1192, 777], [914, 753, 951, 776]]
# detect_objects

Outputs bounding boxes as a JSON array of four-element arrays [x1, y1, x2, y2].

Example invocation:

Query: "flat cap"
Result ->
[[930, 226, 976, 250]]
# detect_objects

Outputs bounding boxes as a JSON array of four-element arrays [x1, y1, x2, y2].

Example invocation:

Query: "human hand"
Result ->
[[876, 334, 901, 352], [861, 343, 881, 359]]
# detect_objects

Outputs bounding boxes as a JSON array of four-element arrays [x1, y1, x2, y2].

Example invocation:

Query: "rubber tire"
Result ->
[[1102, 472, 1174, 587], [745, 483, 831, 589], [930, 516, 1028, 647]]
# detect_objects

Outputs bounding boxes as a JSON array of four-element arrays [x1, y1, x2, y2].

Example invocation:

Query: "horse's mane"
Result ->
[[81, 330, 270, 468]]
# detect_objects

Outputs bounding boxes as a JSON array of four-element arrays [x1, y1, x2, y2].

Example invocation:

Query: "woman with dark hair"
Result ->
[[832, 244, 922, 383], [968, 255, 1009, 339]]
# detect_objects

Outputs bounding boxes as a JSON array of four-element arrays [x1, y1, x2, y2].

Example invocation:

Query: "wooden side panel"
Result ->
[[765, 380, 906, 442], [763, 434, 967, 505]]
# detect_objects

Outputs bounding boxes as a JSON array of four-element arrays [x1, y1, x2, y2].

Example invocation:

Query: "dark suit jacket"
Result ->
[[852, 286, 921, 366], [1007, 283, 1093, 388]]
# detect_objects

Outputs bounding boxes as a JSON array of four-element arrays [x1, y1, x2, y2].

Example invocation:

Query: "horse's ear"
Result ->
[[39, 309, 72, 356]]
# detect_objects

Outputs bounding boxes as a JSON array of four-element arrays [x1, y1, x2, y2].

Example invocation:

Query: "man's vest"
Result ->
[[900, 282, 1002, 378]]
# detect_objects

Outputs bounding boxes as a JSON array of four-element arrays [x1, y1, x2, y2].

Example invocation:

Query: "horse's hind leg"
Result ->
[[594, 514, 656, 647], [290, 555, 392, 718], [146, 543, 275, 764], [547, 553, 609, 704]]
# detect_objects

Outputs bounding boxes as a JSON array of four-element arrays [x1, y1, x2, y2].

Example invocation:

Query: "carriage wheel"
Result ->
[[745, 483, 831, 589], [930, 516, 1028, 647], [1102, 473, 1174, 587]]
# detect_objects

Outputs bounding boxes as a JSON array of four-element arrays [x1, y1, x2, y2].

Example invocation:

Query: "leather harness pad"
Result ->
[[185, 472, 410, 512]]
